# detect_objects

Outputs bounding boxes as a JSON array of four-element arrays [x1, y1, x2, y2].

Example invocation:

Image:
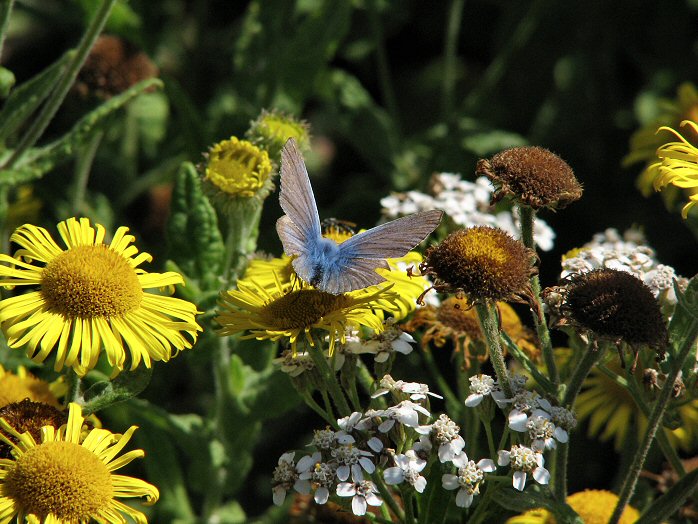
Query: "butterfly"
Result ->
[[276, 138, 443, 295]]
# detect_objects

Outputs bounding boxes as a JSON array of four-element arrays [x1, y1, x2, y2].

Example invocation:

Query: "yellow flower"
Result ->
[[246, 109, 311, 163], [204, 136, 273, 199], [576, 358, 698, 452], [245, 226, 430, 322], [0, 218, 201, 377], [216, 270, 407, 355], [506, 489, 639, 524], [648, 120, 698, 218], [0, 402, 158, 523], [0, 365, 64, 409], [624, 82, 698, 197]]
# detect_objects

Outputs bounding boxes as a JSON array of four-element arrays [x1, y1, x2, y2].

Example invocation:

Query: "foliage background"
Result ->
[[3, 0, 697, 520]]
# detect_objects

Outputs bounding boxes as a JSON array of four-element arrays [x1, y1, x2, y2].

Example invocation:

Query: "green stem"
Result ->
[[366, 0, 400, 135], [609, 321, 698, 524], [469, 482, 499, 524], [65, 370, 82, 405], [518, 205, 559, 387], [0, 0, 117, 170], [475, 302, 512, 398], [71, 129, 103, 215], [373, 471, 406, 522], [482, 417, 497, 460], [402, 487, 415, 524], [554, 344, 606, 498], [301, 392, 333, 424], [309, 336, 351, 418], [0, 0, 15, 60], [441, 0, 464, 119], [500, 331, 555, 395]]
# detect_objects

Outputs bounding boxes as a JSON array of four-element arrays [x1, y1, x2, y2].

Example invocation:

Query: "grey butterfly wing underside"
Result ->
[[278, 138, 321, 249], [329, 209, 443, 293]]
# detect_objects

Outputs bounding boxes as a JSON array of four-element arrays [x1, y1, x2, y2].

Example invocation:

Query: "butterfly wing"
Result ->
[[328, 209, 443, 293], [278, 138, 322, 244]]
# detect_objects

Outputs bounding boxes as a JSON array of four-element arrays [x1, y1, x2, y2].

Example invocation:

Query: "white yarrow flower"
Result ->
[[497, 445, 550, 491], [336, 480, 383, 516], [331, 444, 376, 481], [383, 450, 428, 493], [442, 452, 496, 508], [271, 452, 311, 506]]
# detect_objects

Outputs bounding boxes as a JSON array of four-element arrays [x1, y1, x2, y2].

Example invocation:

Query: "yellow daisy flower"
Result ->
[[649, 120, 698, 218], [244, 225, 430, 322], [623, 82, 698, 196], [0, 217, 201, 377], [216, 270, 405, 355], [204, 136, 273, 200], [0, 402, 158, 523], [506, 489, 639, 524], [576, 358, 698, 452]]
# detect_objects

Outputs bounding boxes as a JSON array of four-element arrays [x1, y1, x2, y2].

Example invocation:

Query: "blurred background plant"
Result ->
[[0, 0, 696, 522]]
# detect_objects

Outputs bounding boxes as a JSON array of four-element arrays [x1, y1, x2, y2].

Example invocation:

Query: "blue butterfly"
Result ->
[[276, 139, 443, 294]]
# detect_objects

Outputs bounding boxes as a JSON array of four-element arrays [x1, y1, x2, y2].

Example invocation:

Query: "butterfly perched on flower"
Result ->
[[276, 139, 443, 294]]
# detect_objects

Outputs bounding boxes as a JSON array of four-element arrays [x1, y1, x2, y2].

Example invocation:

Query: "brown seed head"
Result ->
[[477, 146, 582, 210], [421, 226, 538, 306], [0, 399, 67, 458]]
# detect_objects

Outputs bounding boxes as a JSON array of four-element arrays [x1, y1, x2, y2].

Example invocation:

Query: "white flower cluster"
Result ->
[[343, 320, 416, 364], [560, 228, 687, 309], [463, 372, 576, 490], [380, 173, 556, 251]]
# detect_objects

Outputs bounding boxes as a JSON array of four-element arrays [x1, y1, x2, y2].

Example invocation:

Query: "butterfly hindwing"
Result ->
[[337, 209, 443, 259]]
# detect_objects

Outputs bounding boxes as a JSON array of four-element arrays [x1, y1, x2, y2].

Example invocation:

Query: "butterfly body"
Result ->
[[277, 139, 442, 295]]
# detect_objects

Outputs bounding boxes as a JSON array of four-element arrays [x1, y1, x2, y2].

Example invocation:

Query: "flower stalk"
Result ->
[[475, 302, 513, 398]]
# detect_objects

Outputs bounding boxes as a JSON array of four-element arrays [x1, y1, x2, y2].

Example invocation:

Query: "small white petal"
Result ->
[[455, 489, 474, 508], [279, 451, 295, 464], [392, 339, 413, 354], [336, 482, 356, 497], [294, 479, 311, 494], [508, 410, 529, 432], [352, 496, 368, 516], [415, 424, 433, 435], [314, 486, 329, 505], [365, 492, 383, 507], [497, 450, 511, 466], [554, 427, 569, 443], [414, 476, 427, 493], [375, 352, 390, 363], [384, 466, 405, 485], [451, 452, 470, 468], [337, 465, 350, 481], [537, 398, 553, 411], [378, 419, 395, 433], [371, 388, 390, 398], [512, 471, 527, 491], [477, 458, 496, 472], [368, 437, 384, 453], [296, 454, 317, 473], [336, 433, 355, 445], [464, 393, 484, 407], [533, 467, 550, 485], [442, 474, 460, 490], [272, 486, 287, 506], [359, 457, 376, 474]]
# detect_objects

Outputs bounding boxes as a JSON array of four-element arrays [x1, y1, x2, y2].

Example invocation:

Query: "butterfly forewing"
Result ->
[[279, 139, 322, 241]]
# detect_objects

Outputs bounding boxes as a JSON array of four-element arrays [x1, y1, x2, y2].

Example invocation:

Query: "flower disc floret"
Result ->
[[205, 137, 273, 198], [421, 227, 537, 305]]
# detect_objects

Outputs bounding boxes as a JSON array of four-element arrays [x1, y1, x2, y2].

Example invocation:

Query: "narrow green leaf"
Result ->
[[418, 461, 450, 524], [0, 78, 162, 187], [0, 50, 75, 144]]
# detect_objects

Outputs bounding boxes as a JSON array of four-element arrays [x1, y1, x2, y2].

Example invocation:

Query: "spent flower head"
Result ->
[[477, 146, 582, 210]]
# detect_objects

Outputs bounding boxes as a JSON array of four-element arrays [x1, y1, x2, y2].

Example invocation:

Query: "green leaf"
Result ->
[[670, 274, 698, 375], [167, 162, 225, 292], [636, 466, 698, 524], [491, 486, 583, 524], [81, 366, 153, 414], [0, 78, 163, 187], [0, 50, 75, 144], [0, 67, 15, 98]]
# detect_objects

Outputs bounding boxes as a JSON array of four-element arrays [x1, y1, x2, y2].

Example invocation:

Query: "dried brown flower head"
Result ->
[[544, 269, 668, 369], [477, 146, 582, 210], [0, 399, 66, 458], [75, 35, 158, 100]]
